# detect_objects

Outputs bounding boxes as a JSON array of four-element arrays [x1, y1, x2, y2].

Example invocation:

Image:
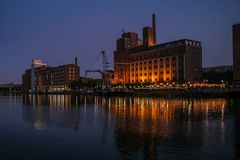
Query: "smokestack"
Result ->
[[75, 57, 78, 66], [152, 13, 156, 44]]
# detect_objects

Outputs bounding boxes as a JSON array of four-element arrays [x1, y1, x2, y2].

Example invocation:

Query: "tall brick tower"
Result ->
[[233, 23, 240, 82]]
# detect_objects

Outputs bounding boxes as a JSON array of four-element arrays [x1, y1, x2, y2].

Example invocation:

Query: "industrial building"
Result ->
[[114, 14, 202, 84], [22, 58, 80, 91]]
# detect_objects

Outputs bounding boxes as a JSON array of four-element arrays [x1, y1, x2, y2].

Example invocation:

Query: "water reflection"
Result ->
[[109, 97, 232, 159], [22, 95, 87, 131], [20, 94, 236, 159]]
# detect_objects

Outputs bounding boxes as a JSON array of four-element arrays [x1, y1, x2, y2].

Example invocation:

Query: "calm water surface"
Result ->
[[0, 94, 240, 160]]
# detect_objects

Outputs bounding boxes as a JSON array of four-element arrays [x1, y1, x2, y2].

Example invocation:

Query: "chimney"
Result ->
[[152, 13, 156, 44], [75, 57, 78, 66]]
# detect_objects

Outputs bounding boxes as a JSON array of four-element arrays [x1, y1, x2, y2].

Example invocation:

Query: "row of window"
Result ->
[[131, 77, 176, 83], [131, 57, 177, 65], [132, 70, 175, 77], [129, 52, 181, 61], [131, 64, 176, 71]]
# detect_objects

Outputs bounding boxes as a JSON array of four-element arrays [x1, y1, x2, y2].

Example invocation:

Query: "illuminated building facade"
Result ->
[[22, 58, 80, 91], [233, 23, 240, 81], [114, 14, 202, 84]]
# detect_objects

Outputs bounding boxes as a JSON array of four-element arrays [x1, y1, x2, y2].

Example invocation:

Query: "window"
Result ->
[[166, 71, 170, 74]]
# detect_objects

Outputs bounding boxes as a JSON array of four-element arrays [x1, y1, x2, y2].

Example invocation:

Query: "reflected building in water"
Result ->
[[108, 97, 231, 159], [20, 95, 234, 159], [22, 95, 87, 131]]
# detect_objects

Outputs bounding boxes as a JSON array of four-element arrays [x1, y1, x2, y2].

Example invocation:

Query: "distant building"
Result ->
[[31, 59, 48, 90], [0, 83, 22, 92], [22, 69, 32, 90], [233, 23, 240, 81], [114, 14, 202, 84], [202, 65, 233, 83], [22, 58, 80, 91], [203, 65, 233, 73]]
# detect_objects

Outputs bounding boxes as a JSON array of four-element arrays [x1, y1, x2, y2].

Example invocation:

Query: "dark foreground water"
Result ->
[[0, 94, 240, 160]]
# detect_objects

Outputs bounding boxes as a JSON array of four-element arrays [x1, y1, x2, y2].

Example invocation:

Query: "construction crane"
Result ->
[[85, 51, 111, 89], [85, 51, 130, 87]]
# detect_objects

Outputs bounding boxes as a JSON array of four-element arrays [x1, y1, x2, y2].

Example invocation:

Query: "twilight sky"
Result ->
[[0, 0, 240, 83]]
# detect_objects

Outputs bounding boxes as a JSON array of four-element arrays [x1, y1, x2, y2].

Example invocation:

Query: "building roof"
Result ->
[[233, 23, 240, 26], [129, 39, 201, 54]]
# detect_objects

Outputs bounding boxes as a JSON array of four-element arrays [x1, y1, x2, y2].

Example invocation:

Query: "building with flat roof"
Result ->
[[203, 65, 233, 73], [114, 14, 202, 84], [22, 58, 80, 91]]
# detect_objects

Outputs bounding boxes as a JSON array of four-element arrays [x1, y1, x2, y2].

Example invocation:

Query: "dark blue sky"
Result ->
[[1, 0, 240, 83]]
